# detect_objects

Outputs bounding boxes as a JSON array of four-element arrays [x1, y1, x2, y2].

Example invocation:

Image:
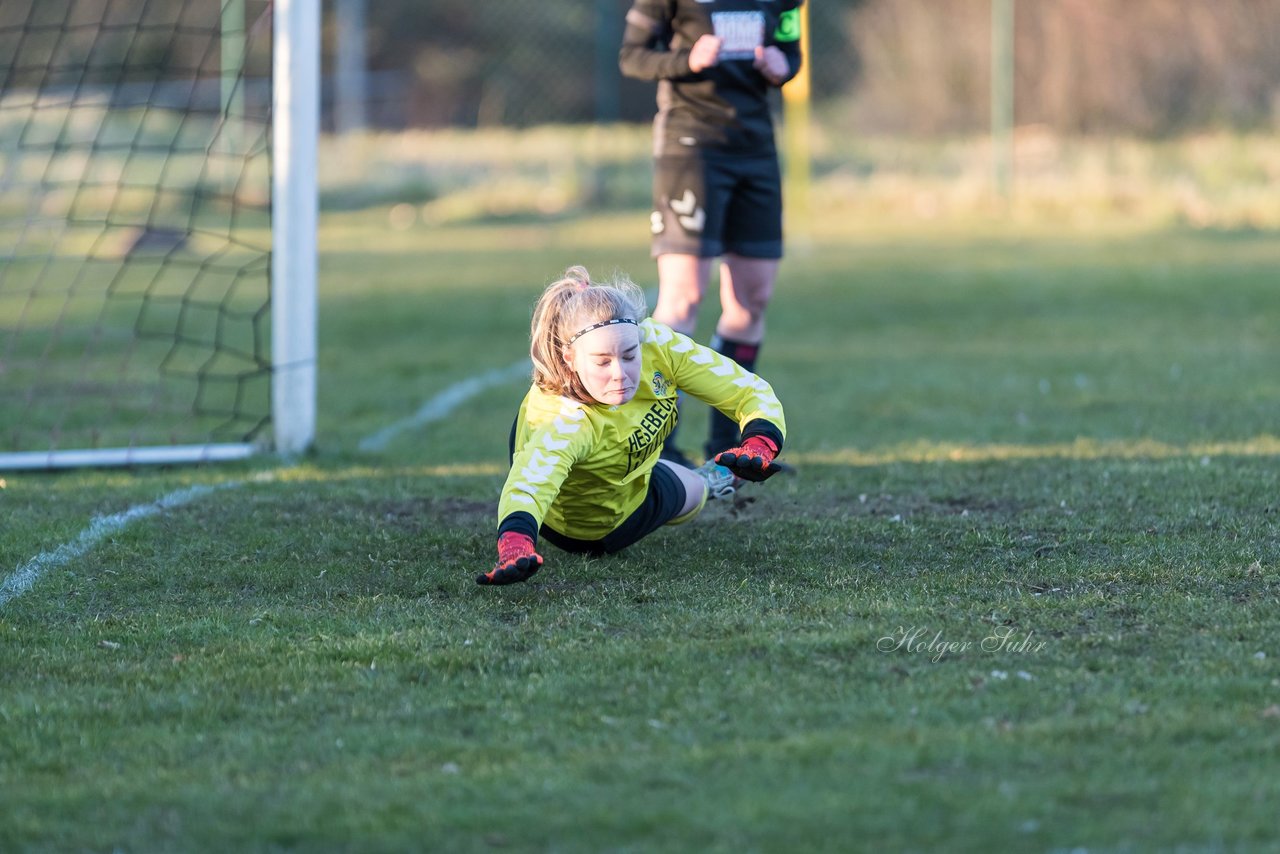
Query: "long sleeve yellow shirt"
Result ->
[[498, 319, 785, 542]]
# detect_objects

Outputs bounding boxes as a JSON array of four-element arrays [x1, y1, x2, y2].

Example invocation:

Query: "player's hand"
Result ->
[[753, 45, 789, 85], [715, 435, 784, 483], [688, 35, 722, 73], [477, 532, 543, 585]]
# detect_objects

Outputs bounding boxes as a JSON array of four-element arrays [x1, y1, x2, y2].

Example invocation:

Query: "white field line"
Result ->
[[2, 356, 530, 606], [357, 358, 530, 452], [0, 480, 253, 608]]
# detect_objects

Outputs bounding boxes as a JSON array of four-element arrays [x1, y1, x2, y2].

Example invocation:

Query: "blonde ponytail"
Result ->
[[529, 266, 647, 402]]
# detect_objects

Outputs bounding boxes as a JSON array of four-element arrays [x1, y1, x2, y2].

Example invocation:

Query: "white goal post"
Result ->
[[0, 0, 317, 470], [271, 0, 319, 460]]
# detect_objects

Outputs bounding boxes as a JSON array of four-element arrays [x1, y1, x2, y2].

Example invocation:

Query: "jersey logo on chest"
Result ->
[[624, 396, 678, 475]]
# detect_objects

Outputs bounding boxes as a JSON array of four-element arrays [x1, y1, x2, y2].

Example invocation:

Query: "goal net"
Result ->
[[0, 0, 316, 469]]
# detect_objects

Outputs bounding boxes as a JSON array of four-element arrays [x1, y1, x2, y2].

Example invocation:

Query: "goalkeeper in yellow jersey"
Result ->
[[479, 265, 789, 585]]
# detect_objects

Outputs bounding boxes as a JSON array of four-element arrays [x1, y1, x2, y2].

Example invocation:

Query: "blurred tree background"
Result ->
[[338, 0, 1280, 136], [6, 0, 1276, 135], [3, 0, 1277, 228]]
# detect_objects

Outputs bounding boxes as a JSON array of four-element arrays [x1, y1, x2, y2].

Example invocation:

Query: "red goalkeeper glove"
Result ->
[[715, 435, 784, 483], [477, 532, 544, 585]]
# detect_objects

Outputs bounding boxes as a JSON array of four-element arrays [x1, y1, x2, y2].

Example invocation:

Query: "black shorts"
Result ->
[[650, 151, 783, 259], [508, 419, 688, 557]]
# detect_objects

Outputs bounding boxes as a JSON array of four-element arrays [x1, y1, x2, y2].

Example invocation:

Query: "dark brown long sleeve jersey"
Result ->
[[620, 0, 804, 155]]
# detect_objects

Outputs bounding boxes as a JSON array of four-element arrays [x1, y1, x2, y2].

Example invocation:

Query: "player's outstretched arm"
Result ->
[[477, 532, 544, 586]]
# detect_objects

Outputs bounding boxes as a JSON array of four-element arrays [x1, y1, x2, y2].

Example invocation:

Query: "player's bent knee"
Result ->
[[666, 485, 708, 527], [655, 303, 700, 332]]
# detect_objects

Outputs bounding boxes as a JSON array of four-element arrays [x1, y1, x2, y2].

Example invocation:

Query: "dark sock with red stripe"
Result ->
[[705, 334, 760, 459]]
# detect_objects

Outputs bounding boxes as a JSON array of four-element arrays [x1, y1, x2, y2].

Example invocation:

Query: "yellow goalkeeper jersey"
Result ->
[[498, 319, 786, 541]]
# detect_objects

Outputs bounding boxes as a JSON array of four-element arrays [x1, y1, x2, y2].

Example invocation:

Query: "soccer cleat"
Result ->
[[477, 532, 544, 585], [693, 459, 739, 500]]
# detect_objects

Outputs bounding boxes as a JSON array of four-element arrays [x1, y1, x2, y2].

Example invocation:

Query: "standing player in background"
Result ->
[[478, 266, 787, 586], [620, 0, 804, 467]]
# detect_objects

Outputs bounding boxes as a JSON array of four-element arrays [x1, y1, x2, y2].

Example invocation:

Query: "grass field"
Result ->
[[2, 204, 1279, 852]]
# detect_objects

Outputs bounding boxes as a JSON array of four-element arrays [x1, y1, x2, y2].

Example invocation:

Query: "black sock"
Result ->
[[705, 334, 761, 459]]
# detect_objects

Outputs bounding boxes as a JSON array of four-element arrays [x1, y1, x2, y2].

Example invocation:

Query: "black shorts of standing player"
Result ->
[[650, 151, 783, 259], [507, 419, 690, 557]]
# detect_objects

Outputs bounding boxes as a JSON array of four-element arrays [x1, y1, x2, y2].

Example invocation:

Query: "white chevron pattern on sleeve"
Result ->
[[553, 416, 581, 433], [733, 375, 771, 391], [502, 398, 588, 515], [710, 355, 736, 377], [520, 449, 558, 484]]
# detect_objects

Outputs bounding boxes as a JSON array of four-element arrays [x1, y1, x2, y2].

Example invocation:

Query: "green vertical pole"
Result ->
[[991, 0, 1014, 203], [221, 0, 245, 184]]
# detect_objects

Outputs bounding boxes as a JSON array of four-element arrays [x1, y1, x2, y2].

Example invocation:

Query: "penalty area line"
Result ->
[[2, 356, 534, 607], [0, 479, 251, 608], [357, 358, 530, 453]]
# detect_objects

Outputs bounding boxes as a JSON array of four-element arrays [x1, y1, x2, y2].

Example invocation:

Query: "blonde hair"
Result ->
[[530, 265, 648, 403]]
